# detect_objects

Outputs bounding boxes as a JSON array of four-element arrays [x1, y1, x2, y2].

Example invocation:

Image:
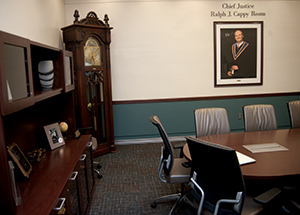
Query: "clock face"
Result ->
[[84, 37, 101, 66]]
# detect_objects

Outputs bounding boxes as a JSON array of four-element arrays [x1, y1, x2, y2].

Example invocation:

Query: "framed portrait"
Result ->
[[44, 123, 65, 150], [214, 21, 263, 87]]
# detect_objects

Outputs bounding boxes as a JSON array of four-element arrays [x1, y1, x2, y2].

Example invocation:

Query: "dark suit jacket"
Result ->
[[222, 41, 257, 79]]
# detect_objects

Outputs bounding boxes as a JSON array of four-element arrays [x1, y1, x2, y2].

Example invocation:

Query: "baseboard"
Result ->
[[115, 136, 188, 145]]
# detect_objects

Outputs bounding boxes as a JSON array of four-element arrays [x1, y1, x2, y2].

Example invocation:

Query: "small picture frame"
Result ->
[[7, 142, 33, 178], [44, 123, 65, 150]]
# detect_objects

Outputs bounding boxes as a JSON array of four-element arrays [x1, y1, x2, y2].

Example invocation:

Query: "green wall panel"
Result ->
[[113, 95, 300, 140]]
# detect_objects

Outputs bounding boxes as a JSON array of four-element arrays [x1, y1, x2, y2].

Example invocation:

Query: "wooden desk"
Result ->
[[183, 129, 300, 180], [15, 135, 94, 215]]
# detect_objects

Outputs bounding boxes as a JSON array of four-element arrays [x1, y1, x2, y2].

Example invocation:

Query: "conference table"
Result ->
[[183, 128, 300, 180]]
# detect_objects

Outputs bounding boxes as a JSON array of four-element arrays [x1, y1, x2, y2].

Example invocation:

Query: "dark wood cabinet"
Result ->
[[61, 10, 116, 157], [68, 169, 81, 215], [0, 31, 75, 116], [0, 31, 34, 115], [49, 138, 95, 215], [0, 30, 94, 215]]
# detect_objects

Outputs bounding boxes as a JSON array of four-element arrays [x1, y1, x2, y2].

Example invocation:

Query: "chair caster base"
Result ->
[[151, 202, 157, 208], [94, 169, 102, 179], [94, 161, 102, 169]]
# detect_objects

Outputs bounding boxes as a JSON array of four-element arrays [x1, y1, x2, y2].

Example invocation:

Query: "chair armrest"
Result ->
[[172, 142, 185, 158], [254, 187, 281, 204], [173, 142, 185, 149], [191, 172, 205, 215], [182, 162, 192, 168], [158, 160, 167, 183], [215, 192, 243, 215]]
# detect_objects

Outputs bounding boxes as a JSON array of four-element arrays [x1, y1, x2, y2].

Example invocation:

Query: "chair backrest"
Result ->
[[243, 104, 277, 132], [194, 108, 230, 137], [186, 136, 245, 215], [287, 100, 300, 129], [149, 116, 174, 175]]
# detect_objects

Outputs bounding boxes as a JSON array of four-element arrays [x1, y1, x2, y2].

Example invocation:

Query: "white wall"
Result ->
[[65, 0, 300, 101], [1, 0, 299, 101], [0, 0, 66, 49]]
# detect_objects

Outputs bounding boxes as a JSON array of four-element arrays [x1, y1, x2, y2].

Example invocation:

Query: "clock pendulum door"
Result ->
[[86, 70, 106, 145]]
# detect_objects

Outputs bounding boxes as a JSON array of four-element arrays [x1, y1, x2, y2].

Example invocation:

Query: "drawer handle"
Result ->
[[87, 142, 92, 147], [79, 154, 86, 161], [53, 198, 66, 211], [69, 171, 78, 180]]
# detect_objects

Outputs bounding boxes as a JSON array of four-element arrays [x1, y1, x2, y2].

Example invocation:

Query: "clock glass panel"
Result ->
[[84, 37, 101, 66]]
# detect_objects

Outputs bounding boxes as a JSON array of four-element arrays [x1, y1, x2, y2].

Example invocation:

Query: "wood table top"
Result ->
[[183, 128, 300, 180]]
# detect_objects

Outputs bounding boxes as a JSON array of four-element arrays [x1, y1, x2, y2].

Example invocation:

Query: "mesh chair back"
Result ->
[[186, 136, 245, 215], [149, 116, 174, 174], [243, 104, 277, 132], [287, 100, 300, 129], [194, 108, 230, 137]]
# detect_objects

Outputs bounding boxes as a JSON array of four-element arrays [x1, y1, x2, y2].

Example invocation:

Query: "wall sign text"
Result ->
[[211, 3, 266, 18]]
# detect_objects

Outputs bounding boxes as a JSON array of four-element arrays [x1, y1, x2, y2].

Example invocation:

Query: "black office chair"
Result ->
[[243, 104, 277, 132], [185, 136, 282, 215], [149, 116, 193, 214], [194, 107, 231, 137], [287, 100, 300, 129]]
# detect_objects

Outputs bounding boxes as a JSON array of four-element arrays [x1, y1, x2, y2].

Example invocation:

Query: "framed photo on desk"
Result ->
[[7, 142, 33, 178], [214, 21, 263, 87], [44, 123, 65, 150]]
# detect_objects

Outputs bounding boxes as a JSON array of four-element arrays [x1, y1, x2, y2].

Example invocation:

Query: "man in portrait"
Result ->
[[49, 128, 59, 144], [221, 29, 257, 79]]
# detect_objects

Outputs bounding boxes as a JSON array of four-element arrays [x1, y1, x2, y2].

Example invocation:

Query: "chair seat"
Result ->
[[165, 158, 191, 184]]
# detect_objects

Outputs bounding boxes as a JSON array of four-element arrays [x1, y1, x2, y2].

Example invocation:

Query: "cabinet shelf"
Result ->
[[30, 42, 64, 94], [34, 88, 64, 103]]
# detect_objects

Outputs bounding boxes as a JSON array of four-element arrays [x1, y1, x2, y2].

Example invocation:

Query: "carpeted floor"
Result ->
[[89, 142, 197, 215]]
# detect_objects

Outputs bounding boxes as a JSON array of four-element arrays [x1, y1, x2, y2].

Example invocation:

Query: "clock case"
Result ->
[[61, 10, 116, 156]]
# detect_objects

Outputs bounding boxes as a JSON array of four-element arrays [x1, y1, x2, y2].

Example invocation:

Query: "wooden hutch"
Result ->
[[0, 30, 95, 214], [61, 10, 116, 157]]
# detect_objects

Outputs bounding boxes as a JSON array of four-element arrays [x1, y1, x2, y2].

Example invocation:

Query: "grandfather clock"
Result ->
[[61, 10, 116, 156]]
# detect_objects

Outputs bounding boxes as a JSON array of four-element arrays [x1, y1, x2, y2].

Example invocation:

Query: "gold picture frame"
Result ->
[[44, 123, 65, 150], [7, 142, 33, 178]]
